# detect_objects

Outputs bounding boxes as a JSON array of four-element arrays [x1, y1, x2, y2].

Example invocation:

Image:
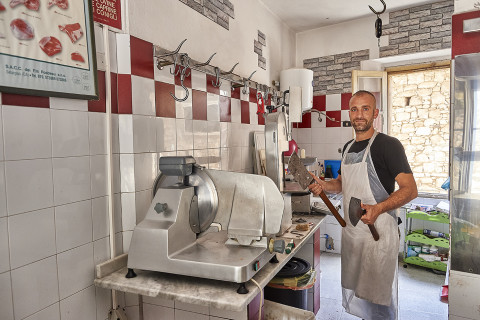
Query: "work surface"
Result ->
[[94, 214, 326, 311]]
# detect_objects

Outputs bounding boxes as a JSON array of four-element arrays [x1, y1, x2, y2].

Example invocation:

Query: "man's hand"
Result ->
[[308, 172, 325, 196], [360, 202, 382, 225]]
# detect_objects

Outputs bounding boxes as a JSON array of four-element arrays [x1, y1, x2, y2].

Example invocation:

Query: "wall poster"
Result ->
[[0, 0, 98, 99]]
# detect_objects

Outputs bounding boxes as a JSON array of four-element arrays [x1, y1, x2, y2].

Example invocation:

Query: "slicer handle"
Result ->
[[319, 191, 346, 227], [368, 224, 380, 241]]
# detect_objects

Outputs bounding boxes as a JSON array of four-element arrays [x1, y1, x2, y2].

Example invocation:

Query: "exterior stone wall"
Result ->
[[179, 0, 234, 30], [380, 0, 453, 57], [389, 68, 450, 193], [303, 49, 370, 95]]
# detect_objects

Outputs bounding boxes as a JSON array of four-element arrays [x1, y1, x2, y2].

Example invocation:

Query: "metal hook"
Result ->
[[195, 53, 216, 68], [157, 39, 187, 58], [170, 53, 182, 76], [263, 87, 269, 102], [246, 70, 256, 81], [241, 70, 256, 94], [180, 54, 191, 77], [222, 62, 239, 75], [369, 0, 386, 15], [170, 67, 190, 102], [212, 67, 222, 88]]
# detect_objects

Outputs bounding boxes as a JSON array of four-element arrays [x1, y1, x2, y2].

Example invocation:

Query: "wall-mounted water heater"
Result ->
[[280, 68, 314, 112]]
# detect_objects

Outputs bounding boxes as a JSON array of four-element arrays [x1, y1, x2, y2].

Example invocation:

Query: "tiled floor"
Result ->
[[317, 252, 448, 320]]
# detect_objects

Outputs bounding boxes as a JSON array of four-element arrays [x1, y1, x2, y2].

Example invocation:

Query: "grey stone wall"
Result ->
[[256, 30, 267, 70], [380, 0, 453, 57], [303, 49, 370, 95], [178, 0, 234, 30]]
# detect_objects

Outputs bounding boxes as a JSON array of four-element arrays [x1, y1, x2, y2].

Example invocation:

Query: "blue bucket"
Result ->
[[324, 160, 341, 179]]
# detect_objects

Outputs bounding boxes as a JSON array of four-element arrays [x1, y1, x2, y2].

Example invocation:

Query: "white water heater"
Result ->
[[280, 68, 313, 112]]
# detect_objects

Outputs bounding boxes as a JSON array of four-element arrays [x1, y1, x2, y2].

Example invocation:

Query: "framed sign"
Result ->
[[0, 0, 98, 99]]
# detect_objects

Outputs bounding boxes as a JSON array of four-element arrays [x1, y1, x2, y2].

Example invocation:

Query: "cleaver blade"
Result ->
[[348, 196, 379, 241]]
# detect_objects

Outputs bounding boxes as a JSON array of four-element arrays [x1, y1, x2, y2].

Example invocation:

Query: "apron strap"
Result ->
[[362, 130, 378, 162]]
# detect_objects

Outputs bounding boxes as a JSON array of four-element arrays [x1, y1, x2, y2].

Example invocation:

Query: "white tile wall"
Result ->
[[51, 110, 89, 157], [193, 120, 208, 150], [133, 153, 157, 192], [8, 208, 56, 269], [157, 117, 176, 152], [176, 119, 193, 151], [219, 80, 231, 97], [90, 155, 108, 198], [175, 309, 209, 320], [95, 287, 111, 320], [207, 93, 220, 121], [0, 271, 14, 320], [92, 196, 109, 241], [0, 162, 6, 217], [155, 64, 175, 84], [326, 94, 341, 111], [93, 237, 110, 267], [143, 303, 174, 320], [120, 154, 135, 192], [175, 87, 193, 119], [135, 189, 152, 224], [230, 99, 241, 123], [3, 106, 52, 160], [249, 102, 258, 125], [207, 121, 220, 149], [55, 200, 93, 253], [57, 243, 94, 299], [0, 107, 4, 161], [24, 303, 60, 320], [50, 97, 88, 112], [131, 75, 155, 116], [52, 156, 92, 205], [121, 192, 136, 231], [133, 115, 156, 153], [191, 70, 206, 92], [0, 218, 9, 273], [119, 114, 134, 154], [89, 112, 108, 155], [59, 286, 96, 320], [116, 34, 131, 74]]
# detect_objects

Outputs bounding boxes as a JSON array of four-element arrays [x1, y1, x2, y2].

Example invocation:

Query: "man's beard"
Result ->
[[352, 118, 373, 132]]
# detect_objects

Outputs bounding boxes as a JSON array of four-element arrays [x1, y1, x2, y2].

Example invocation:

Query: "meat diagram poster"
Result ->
[[0, 0, 98, 99]]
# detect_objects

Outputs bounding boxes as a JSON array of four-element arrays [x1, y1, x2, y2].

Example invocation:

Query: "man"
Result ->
[[309, 90, 417, 320]]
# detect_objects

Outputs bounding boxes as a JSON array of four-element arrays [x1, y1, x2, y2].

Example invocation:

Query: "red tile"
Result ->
[[192, 89, 207, 120], [206, 74, 220, 95], [174, 65, 192, 88], [241, 100, 250, 124], [155, 81, 176, 118], [130, 36, 154, 79], [314, 238, 320, 268], [258, 114, 265, 125], [326, 111, 341, 127], [117, 74, 132, 114], [1, 92, 50, 108], [219, 95, 231, 122], [88, 70, 106, 113], [231, 86, 240, 99], [313, 95, 326, 111], [111, 72, 118, 114], [265, 93, 272, 106], [313, 273, 321, 314], [341, 92, 352, 110], [296, 112, 311, 128], [313, 229, 321, 244], [452, 11, 480, 58], [249, 88, 257, 103]]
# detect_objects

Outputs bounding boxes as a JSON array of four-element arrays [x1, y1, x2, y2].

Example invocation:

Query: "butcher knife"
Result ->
[[288, 152, 346, 227], [349, 197, 379, 241]]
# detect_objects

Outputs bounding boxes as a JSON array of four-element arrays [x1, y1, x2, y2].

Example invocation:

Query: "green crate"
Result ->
[[403, 256, 447, 272], [404, 230, 449, 248], [406, 211, 449, 224]]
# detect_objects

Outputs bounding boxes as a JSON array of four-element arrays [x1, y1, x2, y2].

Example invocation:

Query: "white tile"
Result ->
[[193, 149, 209, 167], [341, 127, 354, 143], [113, 154, 121, 194], [143, 303, 174, 320], [242, 146, 253, 170], [294, 242, 314, 264], [125, 292, 139, 307], [142, 296, 174, 308], [228, 147, 242, 172], [230, 98, 241, 123], [94, 24, 104, 54], [59, 286, 96, 320], [228, 123, 242, 147], [175, 301, 209, 315], [0, 108, 4, 161], [207, 121, 220, 149], [132, 75, 156, 116], [326, 94, 341, 111], [0, 272, 14, 320], [240, 87, 249, 101], [311, 112, 327, 128], [55, 200, 92, 253], [114, 192, 122, 233], [176, 150, 193, 157], [23, 303, 60, 320], [115, 232, 123, 255], [134, 153, 157, 192], [341, 110, 350, 122], [249, 102, 258, 125], [154, 63, 175, 84], [11, 256, 59, 320], [219, 80, 231, 97], [0, 218, 9, 273], [193, 120, 208, 150], [92, 196, 109, 241], [118, 114, 134, 154], [50, 97, 88, 111], [108, 30, 118, 73], [156, 117, 176, 152], [57, 243, 94, 299], [176, 119, 193, 151], [51, 110, 89, 157], [93, 237, 110, 266], [95, 287, 111, 320], [296, 128, 312, 144], [210, 306, 247, 320], [121, 192, 136, 231], [2, 106, 52, 160], [120, 154, 135, 192], [125, 306, 140, 320], [90, 155, 108, 198], [311, 144, 328, 161], [135, 189, 152, 224], [5, 159, 54, 215], [53, 156, 91, 206], [123, 230, 133, 253], [175, 87, 192, 119], [112, 114, 120, 154], [311, 128, 327, 143], [0, 162, 6, 217], [89, 112, 107, 155], [116, 34, 131, 74], [220, 148, 229, 171], [191, 70, 206, 92], [133, 115, 156, 153], [207, 93, 220, 121], [220, 122, 228, 148], [8, 208, 56, 269], [325, 143, 343, 160]]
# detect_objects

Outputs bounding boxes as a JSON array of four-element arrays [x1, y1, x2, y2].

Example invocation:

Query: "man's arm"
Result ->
[[309, 173, 343, 195], [361, 172, 417, 225]]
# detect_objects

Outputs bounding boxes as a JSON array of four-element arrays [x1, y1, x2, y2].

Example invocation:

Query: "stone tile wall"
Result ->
[[179, 0, 235, 30]]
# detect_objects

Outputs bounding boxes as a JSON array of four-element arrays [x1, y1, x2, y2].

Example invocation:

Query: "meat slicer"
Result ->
[[126, 156, 292, 292]]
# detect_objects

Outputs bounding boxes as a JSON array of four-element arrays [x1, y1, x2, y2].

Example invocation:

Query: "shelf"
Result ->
[[405, 230, 449, 248], [406, 211, 449, 224], [403, 256, 447, 272]]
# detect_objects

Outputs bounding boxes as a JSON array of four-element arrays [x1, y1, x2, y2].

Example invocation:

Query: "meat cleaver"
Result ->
[[349, 197, 379, 241], [288, 152, 346, 227]]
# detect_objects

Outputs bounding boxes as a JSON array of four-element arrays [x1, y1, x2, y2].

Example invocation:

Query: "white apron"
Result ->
[[341, 131, 399, 320]]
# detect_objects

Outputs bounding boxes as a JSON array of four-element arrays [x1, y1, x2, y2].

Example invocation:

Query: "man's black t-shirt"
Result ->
[[338, 133, 412, 195]]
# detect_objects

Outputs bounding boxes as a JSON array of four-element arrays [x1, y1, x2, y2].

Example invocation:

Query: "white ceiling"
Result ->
[[259, 0, 443, 32]]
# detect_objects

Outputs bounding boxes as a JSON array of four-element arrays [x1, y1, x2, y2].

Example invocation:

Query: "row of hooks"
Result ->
[[154, 39, 282, 104]]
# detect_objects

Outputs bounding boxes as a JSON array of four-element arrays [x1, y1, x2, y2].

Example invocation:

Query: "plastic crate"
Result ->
[[264, 300, 315, 320]]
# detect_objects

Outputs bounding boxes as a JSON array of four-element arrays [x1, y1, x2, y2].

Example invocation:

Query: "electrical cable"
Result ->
[[250, 278, 263, 320]]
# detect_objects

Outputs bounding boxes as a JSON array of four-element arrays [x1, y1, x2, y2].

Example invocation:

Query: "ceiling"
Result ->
[[259, 0, 443, 32]]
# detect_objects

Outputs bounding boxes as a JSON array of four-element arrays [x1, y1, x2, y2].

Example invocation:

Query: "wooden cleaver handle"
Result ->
[[319, 191, 346, 227], [368, 224, 380, 241]]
